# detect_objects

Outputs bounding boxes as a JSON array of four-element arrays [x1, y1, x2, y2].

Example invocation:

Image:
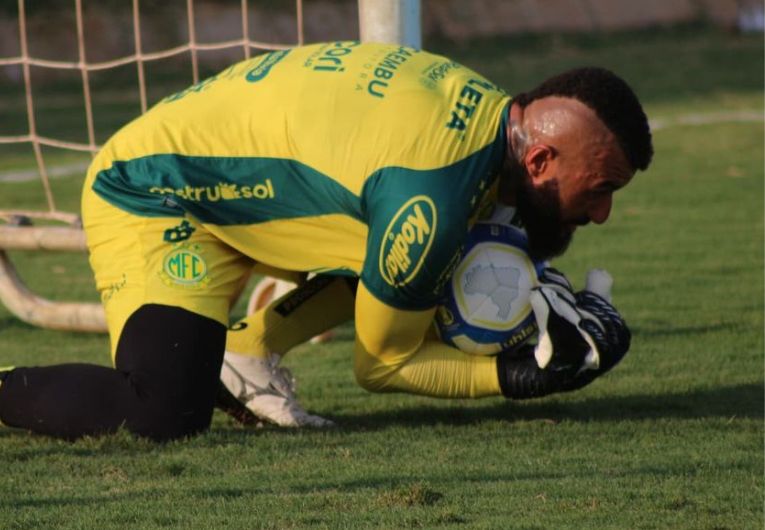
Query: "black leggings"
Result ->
[[0, 304, 226, 441]]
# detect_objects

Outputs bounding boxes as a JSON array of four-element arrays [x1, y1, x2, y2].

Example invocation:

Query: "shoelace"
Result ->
[[265, 355, 298, 397]]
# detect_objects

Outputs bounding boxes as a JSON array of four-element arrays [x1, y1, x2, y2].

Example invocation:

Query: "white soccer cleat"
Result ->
[[220, 351, 334, 428]]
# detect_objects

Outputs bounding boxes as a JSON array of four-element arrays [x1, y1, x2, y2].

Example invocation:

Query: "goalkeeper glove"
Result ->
[[496, 268, 631, 399], [529, 267, 630, 373]]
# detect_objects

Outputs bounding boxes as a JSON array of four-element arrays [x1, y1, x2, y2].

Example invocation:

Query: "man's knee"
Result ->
[[353, 349, 396, 393], [128, 390, 216, 441], [116, 304, 227, 441]]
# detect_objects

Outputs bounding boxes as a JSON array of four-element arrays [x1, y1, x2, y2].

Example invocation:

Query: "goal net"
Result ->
[[0, 0, 420, 332]]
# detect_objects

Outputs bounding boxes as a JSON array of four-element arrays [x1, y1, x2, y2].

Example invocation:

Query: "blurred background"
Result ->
[[0, 0, 762, 146]]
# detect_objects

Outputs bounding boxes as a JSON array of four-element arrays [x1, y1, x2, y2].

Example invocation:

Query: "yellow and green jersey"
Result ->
[[87, 41, 510, 310]]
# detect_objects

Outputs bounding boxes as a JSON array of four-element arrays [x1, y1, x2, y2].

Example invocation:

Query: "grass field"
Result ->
[[1, 26, 763, 529]]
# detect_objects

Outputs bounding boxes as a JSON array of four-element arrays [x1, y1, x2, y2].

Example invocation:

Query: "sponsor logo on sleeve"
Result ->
[[379, 196, 437, 287], [419, 60, 462, 90]]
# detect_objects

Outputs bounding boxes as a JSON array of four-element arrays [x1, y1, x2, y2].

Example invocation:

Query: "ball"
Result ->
[[435, 222, 545, 356]]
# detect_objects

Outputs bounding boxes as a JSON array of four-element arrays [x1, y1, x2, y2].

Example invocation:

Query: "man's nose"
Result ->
[[589, 195, 613, 225]]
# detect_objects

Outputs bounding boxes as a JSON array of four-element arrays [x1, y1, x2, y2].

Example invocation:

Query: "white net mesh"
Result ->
[[0, 0, 411, 332], [0, 0, 318, 331], [0, 0, 307, 222]]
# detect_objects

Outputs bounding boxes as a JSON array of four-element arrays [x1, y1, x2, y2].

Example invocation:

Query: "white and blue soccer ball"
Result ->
[[435, 219, 546, 356]]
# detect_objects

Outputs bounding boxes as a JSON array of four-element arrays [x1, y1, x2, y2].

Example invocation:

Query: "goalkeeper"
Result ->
[[0, 41, 652, 440]]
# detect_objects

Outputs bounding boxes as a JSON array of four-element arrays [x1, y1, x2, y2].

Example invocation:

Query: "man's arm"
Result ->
[[354, 266, 631, 400], [353, 282, 503, 398]]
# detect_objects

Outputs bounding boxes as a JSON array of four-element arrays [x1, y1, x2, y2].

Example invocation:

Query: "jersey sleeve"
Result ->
[[360, 165, 474, 311]]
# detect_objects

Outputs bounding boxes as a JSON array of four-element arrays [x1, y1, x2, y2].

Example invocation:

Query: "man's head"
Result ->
[[503, 67, 652, 261]]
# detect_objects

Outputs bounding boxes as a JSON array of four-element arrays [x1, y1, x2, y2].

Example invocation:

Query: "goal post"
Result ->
[[0, 0, 421, 333], [358, 0, 422, 48]]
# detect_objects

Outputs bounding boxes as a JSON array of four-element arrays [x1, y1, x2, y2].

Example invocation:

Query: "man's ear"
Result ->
[[524, 144, 556, 180]]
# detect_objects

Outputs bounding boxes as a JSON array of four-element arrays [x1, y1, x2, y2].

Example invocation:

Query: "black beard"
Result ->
[[513, 171, 574, 261]]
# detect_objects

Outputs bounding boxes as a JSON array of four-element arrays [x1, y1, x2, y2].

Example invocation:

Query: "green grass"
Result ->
[[0, 27, 763, 529]]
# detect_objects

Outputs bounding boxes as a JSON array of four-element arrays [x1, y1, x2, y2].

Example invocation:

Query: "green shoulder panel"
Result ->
[[360, 124, 507, 311]]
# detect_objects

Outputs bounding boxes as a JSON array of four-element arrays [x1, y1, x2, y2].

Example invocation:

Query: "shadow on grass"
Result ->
[[207, 381, 764, 438], [326, 382, 764, 430], [1, 383, 760, 450], [0, 316, 37, 332]]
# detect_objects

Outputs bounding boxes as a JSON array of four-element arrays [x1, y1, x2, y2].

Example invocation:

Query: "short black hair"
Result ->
[[513, 67, 653, 171]]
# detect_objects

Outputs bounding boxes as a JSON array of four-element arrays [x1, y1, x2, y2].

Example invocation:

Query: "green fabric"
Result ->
[[93, 155, 363, 225], [92, 107, 507, 311], [360, 113, 507, 310]]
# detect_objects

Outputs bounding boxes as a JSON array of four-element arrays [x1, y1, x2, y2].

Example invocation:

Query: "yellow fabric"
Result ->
[[85, 42, 509, 311], [82, 192, 252, 358], [209, 215, 368, 278], [87, 42, 506, 185], [81, 42, 509, 396], [226, 276, 355, 358], [354, 339, 501, 398], [353, 281, 501, 397], [84, 188, 503, 395], [225, 277, 502, 397]]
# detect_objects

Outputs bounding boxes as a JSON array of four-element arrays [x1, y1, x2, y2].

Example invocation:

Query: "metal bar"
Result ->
[[187, 0, 199, 83], [75, 0, 98, 153], [358, 0, 422, 48], [0, 225, 87, 251], [17, 0, 57, 214], [132, 0, 148, 114], [0, 250, 106, 333]]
